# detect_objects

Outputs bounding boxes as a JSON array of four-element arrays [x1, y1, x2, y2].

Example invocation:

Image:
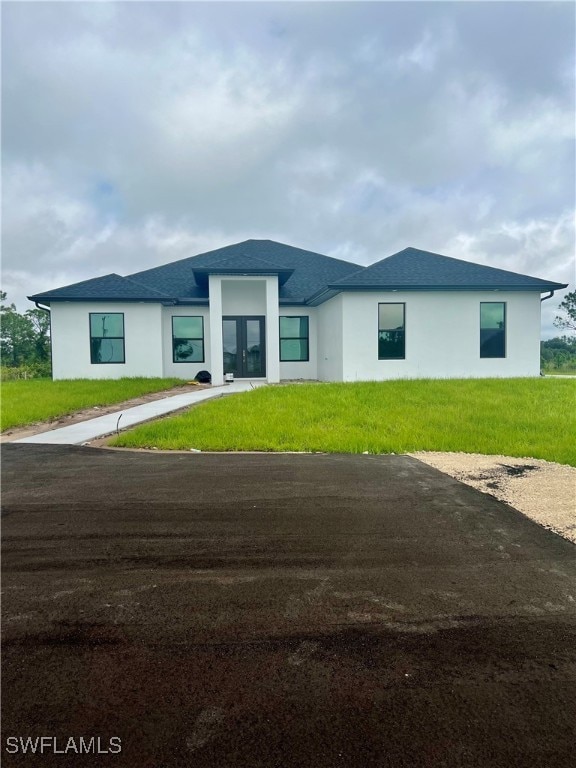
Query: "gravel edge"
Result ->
[[409, 452, 576, 544]]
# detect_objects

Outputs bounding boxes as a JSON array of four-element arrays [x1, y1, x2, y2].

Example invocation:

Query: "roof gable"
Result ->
[[330, 247, 568, 291]]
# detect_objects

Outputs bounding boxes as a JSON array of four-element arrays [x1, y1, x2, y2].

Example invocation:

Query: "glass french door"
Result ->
[[222, 316, 266, 378]]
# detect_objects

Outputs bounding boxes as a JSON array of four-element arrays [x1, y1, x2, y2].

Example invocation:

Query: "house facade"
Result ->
[[29, 240, 567, 384]]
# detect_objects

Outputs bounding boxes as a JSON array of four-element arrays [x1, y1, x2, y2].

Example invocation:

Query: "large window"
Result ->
[[480, 302, 506, 358], [378, 303, 405, 359], [172, 316, 205, 363], [90, 313, 125, 364], [279, 316, 309, 362]]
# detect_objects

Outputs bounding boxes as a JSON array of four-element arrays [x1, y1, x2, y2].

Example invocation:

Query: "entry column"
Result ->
[[208, 275, 224, 386], [265, 276, 280, 383]]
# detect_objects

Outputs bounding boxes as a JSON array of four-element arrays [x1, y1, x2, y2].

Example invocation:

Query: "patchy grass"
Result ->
[[543, 371, 576, 376], [112, 378, 576, 466], [1, 378, 184, 431]]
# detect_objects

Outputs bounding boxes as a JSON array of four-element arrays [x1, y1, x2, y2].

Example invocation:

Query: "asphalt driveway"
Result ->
[[2, 444, 576, 768]]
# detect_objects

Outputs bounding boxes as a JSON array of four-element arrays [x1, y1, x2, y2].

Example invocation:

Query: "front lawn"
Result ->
[[111, 378, 576, 466], [1, 378, 184, 431]]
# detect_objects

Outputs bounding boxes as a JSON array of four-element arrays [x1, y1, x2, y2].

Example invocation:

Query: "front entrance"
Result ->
[[222, 316, 266, 378]]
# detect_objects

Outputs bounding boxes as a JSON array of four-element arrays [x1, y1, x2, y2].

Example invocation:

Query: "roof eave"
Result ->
[[305, 287, 342, 306], [27, 295, 173, 304], [279, 298, 307, 306], [326, 283, 569, 292], [193, 267, 294, 286]]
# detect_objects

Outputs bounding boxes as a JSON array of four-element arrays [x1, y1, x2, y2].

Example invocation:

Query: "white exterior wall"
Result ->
[[221, 280, 267, 314], [48, 289, 543, 383], [279, 308, 318, 380], [162, 306, 210, 379], [341, 290, 542, 381], [50, 302, 164, 380], [317, 294, 344, 381], [208, 276, 224, 386], [265, 279, 280, 384]]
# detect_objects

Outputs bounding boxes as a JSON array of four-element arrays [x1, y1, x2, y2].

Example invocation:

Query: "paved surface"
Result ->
[[2, 444, 576, 768], [13, 380, 265, 445]]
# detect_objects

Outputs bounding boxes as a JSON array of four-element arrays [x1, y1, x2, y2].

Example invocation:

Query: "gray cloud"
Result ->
[[2, 1, 574, 336]]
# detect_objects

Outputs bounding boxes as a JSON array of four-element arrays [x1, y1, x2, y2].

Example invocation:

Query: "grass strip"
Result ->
[[1, 377, 184, 431], [111, 378, 576, 466]]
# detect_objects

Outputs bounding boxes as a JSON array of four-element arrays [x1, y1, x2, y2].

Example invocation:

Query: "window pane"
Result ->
[[480, 303, 505, 358], [91, 338, 124, 363], [245, 320, 262, 351], [173, 316, 203, 339], [246, 345, 262, 374], [173, 339, 204, 362], [281, 339, 308, 361], [223, 320, 238, 371], [480, 303, 505, 330], [90, 313, 124, 338], [280, 316, 308, 337], [378, 304, 405, 359], [378, 304, 404, 331], [378, 331, 405, 360]]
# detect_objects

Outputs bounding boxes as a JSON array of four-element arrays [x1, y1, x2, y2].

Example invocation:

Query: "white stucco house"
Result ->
[[29, 240, 568, 384]]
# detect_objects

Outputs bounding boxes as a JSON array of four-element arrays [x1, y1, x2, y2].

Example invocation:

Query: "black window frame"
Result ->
[[480, 302, 506, 359], [279, 315, 310, 362], [378, 303, 406, 360], [172, 315, 205, 364], [89, 312, 125, 365]]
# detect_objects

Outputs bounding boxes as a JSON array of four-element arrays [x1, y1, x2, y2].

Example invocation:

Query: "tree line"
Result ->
[[543, 290, 576, 373], [1, 290, 575, 379], [1, 292, 51, 379]]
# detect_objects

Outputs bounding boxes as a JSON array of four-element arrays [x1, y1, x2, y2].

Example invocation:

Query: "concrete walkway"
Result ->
[[14, 380, 266, 446]]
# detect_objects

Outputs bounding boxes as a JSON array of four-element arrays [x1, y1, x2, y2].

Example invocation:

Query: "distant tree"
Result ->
[[0, 292, 51, 373], [1, 292, 35, 367], [26, 307, 51, 363], [541, 335, 576, 372], [554, 290, 576, 332]]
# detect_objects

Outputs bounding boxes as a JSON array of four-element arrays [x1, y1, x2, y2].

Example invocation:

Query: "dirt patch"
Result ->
[[411, 452, 576, 544], [0, 383, 209, 443]]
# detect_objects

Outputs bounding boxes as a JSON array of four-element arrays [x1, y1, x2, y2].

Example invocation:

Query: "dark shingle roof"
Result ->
[[29, 241, 567, 305], [128, 239, 357, 303], [194, 253, 290, 272], [29, 273, 170, 302], [330, 247, 568, 291]]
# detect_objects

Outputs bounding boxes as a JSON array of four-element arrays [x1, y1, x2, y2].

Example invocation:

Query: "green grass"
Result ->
[[111, 378, 576, 466], [1, 377, 184, 431]]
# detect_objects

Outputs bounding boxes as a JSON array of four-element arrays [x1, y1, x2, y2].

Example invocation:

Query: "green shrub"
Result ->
[[0, 362, 51, 380]]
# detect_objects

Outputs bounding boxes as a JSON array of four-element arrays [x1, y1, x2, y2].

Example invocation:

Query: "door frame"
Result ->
[[222, 315, 267, 378]]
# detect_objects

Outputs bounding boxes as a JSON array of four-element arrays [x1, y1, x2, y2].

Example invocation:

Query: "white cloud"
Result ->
[[395, 24, 455, 73], [1, 0, 574, 343], [444, 211, 576, 337]]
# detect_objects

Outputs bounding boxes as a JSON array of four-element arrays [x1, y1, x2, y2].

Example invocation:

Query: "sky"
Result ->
[[2, 1, 575, 336]]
